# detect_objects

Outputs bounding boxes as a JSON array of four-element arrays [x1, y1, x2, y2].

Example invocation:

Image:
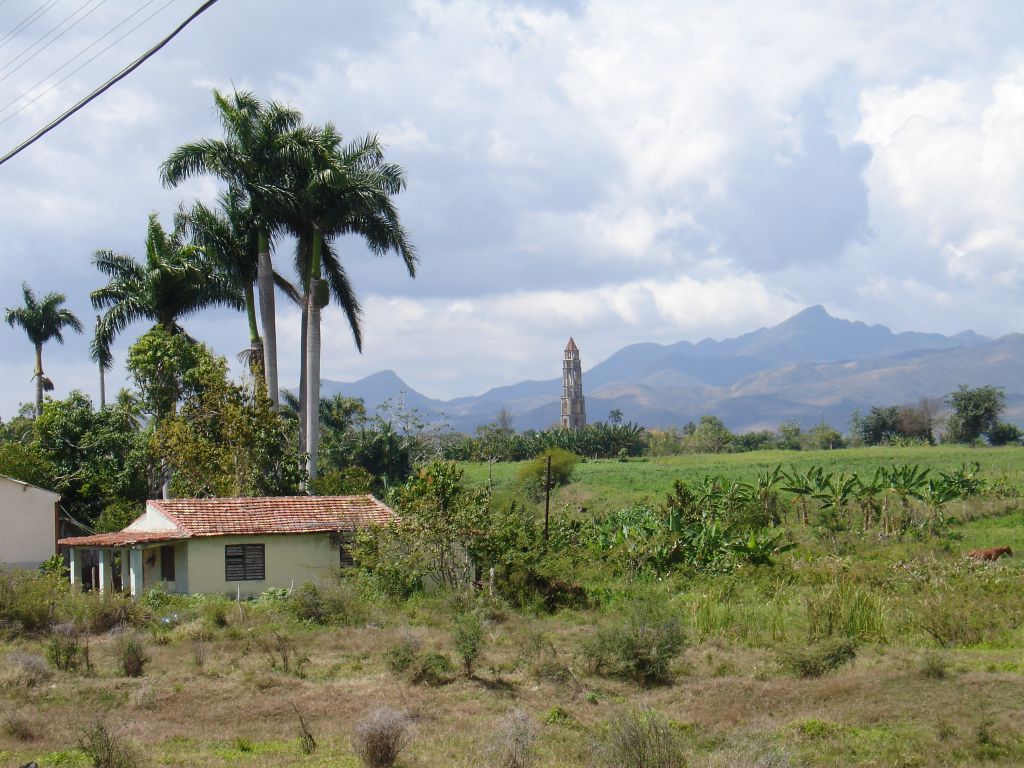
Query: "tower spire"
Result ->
[[561, 338, 586, 430]]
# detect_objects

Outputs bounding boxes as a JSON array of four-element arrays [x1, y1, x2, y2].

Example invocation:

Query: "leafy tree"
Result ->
[[987, 422, 1022, 446], [91, 214, 243, 365], [355, 461, 490, 590], [850, 406, 901, 446], [126, 326, 208, 421], [154, 354, 302, 497], [4, 283, 83, 416], [161, 89, 309, 408], [516, 447, 580, 500], [944, 385, 1006, 443], [688, 415, 734, 454], [775, 421, 803, 451], [30, 392, 150, 524], [804, 422, 844, 450]]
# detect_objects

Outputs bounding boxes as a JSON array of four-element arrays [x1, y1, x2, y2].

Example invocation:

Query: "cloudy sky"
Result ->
[[0, 0, 1022, 418]]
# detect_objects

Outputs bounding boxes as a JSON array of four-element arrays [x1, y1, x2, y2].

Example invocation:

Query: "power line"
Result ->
[[0, 0, 107, 82], [0, 0, 220, 167], [0, 0, 61, 53], [0, 0, 164, 116]]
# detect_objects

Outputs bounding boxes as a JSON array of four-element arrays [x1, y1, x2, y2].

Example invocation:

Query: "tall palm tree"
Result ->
[[4, 283, 83, 416], [288, 128, 416, 479], [160, 89, 307, 408], [176, 187, 263, 374], [91, 213, 243, 364]]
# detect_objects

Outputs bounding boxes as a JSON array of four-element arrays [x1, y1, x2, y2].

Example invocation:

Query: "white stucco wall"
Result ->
[[125, 504, 177, 532], [185, 533, 340, 597], [0, 476, 59, 568]]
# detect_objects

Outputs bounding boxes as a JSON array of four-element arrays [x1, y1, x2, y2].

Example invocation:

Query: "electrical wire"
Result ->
[[0, 0, 164, 117], [0, 0, 220, 167], [0, 0, 61, 53], [0, 0, 107, 83]]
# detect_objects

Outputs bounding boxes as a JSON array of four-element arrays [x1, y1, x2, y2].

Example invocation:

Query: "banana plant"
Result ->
[[853, 468, 886, 530], [729, 529, 796, 565], [782, 465, 823, 525]]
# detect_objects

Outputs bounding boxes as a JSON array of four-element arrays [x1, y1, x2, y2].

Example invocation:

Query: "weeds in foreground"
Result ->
[[77, 720, 140, 768], [115, 634, 149, 678], [585, 598, 686, 685], [594, 708, 685, 768], [353, 706, 412, 768], [777, 638, 857, 678], [488, 709, 538, 768]]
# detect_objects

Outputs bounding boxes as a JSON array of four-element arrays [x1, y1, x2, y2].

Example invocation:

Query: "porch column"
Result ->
[[97, 549, 112, 594], [120, 548, 130, 592], [68, 548, 81, 590], [128, 548, 144, 597]]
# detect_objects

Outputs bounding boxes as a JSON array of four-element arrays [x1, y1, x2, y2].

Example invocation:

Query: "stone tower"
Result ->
[[561, 337, 586, 430]]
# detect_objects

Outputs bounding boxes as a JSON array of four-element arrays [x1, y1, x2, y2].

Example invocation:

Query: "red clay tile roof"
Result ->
[[59, 495, 396, 547], [58, 530, 186, 547]]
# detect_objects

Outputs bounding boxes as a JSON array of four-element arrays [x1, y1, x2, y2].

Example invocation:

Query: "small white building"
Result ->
[[58, 495, 397, 597], [0, 474, 60, 569]]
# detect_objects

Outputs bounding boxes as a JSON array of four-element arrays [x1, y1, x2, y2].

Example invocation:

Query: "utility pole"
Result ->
[[544, 453, 552, 543]]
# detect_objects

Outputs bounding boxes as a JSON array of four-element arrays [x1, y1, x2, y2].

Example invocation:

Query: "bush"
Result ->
[[920, 652, 949, 680], [489, 709, 538, 768], [288, 580, 367, 626], [517, 447, 581, 499], [46, 623, 84, 672], [452, 612, 485, 676], [77, 720, 141, 768], [2, 710, 37, 741], [352, 707, 412, 768], [4, 651, 51, 687], [585, 599, 686, 684], [777, 638, 857, 678], [81, 594, 147, 634], [593, 708, 685, 768], [115, 634, 149, 678], [0, 569, 65, 634], [383, 634, 421, 675], [407, 653, 453, 686]]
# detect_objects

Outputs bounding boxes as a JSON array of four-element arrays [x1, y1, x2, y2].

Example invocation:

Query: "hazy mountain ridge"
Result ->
[[318, 307, 1021, 433]]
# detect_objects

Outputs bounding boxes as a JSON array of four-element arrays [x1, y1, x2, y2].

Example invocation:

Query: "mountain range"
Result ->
[[318, 306, 1024, 433]]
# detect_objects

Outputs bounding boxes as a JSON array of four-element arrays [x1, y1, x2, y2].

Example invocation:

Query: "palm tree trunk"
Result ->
[[256, 231, 279, 408], [305, 228, 325, 481], [244, 282, 264, 384], [99, 364, 106, 409], [298, 301, 308, 456], [34, 344, 43, 417]]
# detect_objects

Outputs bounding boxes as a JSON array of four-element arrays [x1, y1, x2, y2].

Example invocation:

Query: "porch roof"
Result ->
[[59, 494, 397, 548]]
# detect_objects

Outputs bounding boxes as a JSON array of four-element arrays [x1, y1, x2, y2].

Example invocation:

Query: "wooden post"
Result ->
[[544, 454, 552, 543]]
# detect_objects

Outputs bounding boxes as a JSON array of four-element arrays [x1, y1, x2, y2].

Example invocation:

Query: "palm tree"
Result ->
[[292, 131, 415, 481], [287, 128, 416, 480], [160, 89, 307, 408], [91, 213, 243, 364], [5, 283, 83, 416], [177, 187, 263, 373]]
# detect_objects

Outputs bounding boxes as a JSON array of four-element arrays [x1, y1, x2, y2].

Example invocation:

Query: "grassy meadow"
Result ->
[[1, 445, 1023, 767]]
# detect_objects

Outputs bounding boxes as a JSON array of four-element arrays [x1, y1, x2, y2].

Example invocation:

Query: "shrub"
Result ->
[[2, 710, 37, 741], [115, 634, 149, 678], [81, 594, 147, 634], [46, 623, 84, 672], [452, 612, 484, 677], [517, 447, 581, 499], [288, 580, 367, 626], [920, 653, 949, 680], [489, 709, 538, 768], [0, 569, 64, 634], [777, 638, 857, 678], [352, 707, 412, 768], [407, 653, 452, 686], [4, 651, 51, 687], [383, 634, 421, 675], [585, 599, 686, 684], [593, 708, 685, 768], [77, 720, 141, 768]]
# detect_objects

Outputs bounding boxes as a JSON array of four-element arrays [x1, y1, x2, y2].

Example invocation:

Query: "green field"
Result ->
[[462, 445, 1024, 516], [2, 445, 1024, 767]]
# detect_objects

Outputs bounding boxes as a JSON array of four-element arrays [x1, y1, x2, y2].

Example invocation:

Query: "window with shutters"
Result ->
[[224, 544, 265, 581]]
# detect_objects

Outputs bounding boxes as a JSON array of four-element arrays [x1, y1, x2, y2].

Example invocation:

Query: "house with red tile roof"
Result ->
[[58, 495, 397, 597]]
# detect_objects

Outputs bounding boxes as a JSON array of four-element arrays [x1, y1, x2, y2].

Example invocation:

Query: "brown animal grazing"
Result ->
[[967, 546, 1013, 561]]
